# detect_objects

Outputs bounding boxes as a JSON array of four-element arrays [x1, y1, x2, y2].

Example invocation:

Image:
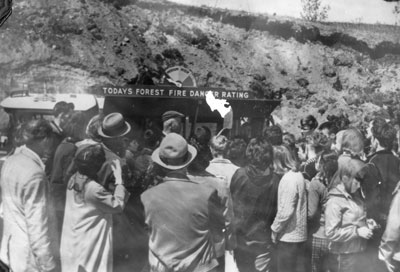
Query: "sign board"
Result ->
[[101, 85, 274, 101]]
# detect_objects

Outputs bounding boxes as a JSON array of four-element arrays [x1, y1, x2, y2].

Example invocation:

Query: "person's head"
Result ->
[[85, 114, 103, 142], [210, 135, 229, 158], [371, 119, 396, 151], [306, 130, 331, 155], [53, 101, 70, 118], [62, 111, 87, 141], [143, 129, 159, 150], [151, 132, 197, 172], [336, 156, 365, 194], [226, 136, 247, 165], [319, 121, 339, 141], [263, 125, 283, 146], [24, 119, 56, 160], [246, 137, 273, 171], [282, 133, 296, 148], [315, 150, 338, 183], [332, 130, 345, 153], [191, 126, 211, 148], [340, 127, 364, 157], [366, 117, 386, 140], [74, 144, 106, 180], [162, 111, 184, 135], [98, 113, 131, 156], [273, 145, 299, 175], [300, 115, 318, 136]]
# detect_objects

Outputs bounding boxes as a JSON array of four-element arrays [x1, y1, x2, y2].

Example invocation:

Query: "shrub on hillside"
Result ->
[[300, 0, 330, 22]]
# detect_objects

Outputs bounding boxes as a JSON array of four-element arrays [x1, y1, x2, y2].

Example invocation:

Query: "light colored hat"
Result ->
[[98, 113, 131, 138], [151, 133, 197, 170]]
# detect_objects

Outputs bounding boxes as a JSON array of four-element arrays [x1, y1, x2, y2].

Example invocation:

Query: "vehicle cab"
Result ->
[[0, 90, 99, 154]]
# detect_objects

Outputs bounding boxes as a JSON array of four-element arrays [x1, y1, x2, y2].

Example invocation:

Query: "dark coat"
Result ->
[[361, 150, 400, 222], [230, 166, 282, 254]]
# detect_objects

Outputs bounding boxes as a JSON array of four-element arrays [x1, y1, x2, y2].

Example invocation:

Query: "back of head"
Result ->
[[62, 111, 87, 141], [24, 119, 53, 145], [372, 120, 396, 151], [337, 155, 364, 181], [210, 135, 229, 157], [341, 127, 364, 156], [75, 144, 106, 179], [273, 145, 298, 175], [263, 125, 283, 146], [318, 150, 338, 182], [53, 101, 70, 117], [306, 130, 331, 153], [192, 126, 211, 146], [226, 136, 247, 162], [246, 137, 273, 170], [143, 129, 159, 150]]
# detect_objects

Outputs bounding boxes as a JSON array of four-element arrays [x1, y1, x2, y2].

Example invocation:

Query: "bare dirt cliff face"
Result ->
[[1, 0, 400, 134]]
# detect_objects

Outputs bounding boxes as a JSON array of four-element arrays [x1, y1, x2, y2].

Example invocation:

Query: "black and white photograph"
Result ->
[[0, 0, 400, 271]]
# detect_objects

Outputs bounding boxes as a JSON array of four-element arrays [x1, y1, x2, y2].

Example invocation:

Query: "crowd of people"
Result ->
[[0, 100, 400, 272]]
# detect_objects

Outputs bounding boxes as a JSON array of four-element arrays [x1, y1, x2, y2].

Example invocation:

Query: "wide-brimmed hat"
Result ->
[[98, 112, 131, 138], [151, 133, 197, 170]]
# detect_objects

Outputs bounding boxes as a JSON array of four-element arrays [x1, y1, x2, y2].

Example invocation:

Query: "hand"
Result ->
[[357, 226, 373, 239], [111, 159, 123, 185], [271, 231, 278, 244]]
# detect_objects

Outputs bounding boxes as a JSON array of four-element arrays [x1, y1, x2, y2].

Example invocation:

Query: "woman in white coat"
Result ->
[[60, 144, 130, 272]]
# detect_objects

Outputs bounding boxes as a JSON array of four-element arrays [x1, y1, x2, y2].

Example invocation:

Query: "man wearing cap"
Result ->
[[161, 110, 185, 136], [141, 133, 225, 272], [0, 119, 59, 272]]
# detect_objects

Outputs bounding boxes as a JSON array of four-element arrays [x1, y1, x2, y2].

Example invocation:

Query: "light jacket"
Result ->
[[325, 183, 367, 254], [188, 171, 235, 255], [141, 172, 224, 272], [271, 170, 308, 243], [0, 145, 59, 272], [379, 183, 400, 263], [60, 173, 130, 272]]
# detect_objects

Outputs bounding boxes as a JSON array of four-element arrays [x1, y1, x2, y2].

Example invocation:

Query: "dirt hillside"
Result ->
[[1, 0, 400, 134]]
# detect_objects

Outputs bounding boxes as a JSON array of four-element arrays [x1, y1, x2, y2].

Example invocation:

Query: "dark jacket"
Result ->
[[50, 138, 77, 212], [141, 172, 224, 272], [366, 150, 400, 221], [230, 166, 282, 254]]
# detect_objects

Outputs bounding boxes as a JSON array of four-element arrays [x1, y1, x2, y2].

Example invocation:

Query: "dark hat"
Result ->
[[161, 111, 184, 123], [98, 112, 131, 138], [151, 133, 197, 170]]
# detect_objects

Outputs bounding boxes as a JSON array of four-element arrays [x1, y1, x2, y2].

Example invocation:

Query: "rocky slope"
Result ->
[[1, 0, 400, 134]]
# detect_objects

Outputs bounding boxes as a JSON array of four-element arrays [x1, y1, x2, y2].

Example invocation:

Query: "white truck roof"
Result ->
[[0, 92, 99, 112]]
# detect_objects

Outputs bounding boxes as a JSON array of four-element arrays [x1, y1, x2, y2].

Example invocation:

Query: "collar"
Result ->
[[369, 149, 393, 159], [210, 158, 233, 164], [17, 145, 46, 171], [164, 171, 190, 181], [330, 183, 353, 200]]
